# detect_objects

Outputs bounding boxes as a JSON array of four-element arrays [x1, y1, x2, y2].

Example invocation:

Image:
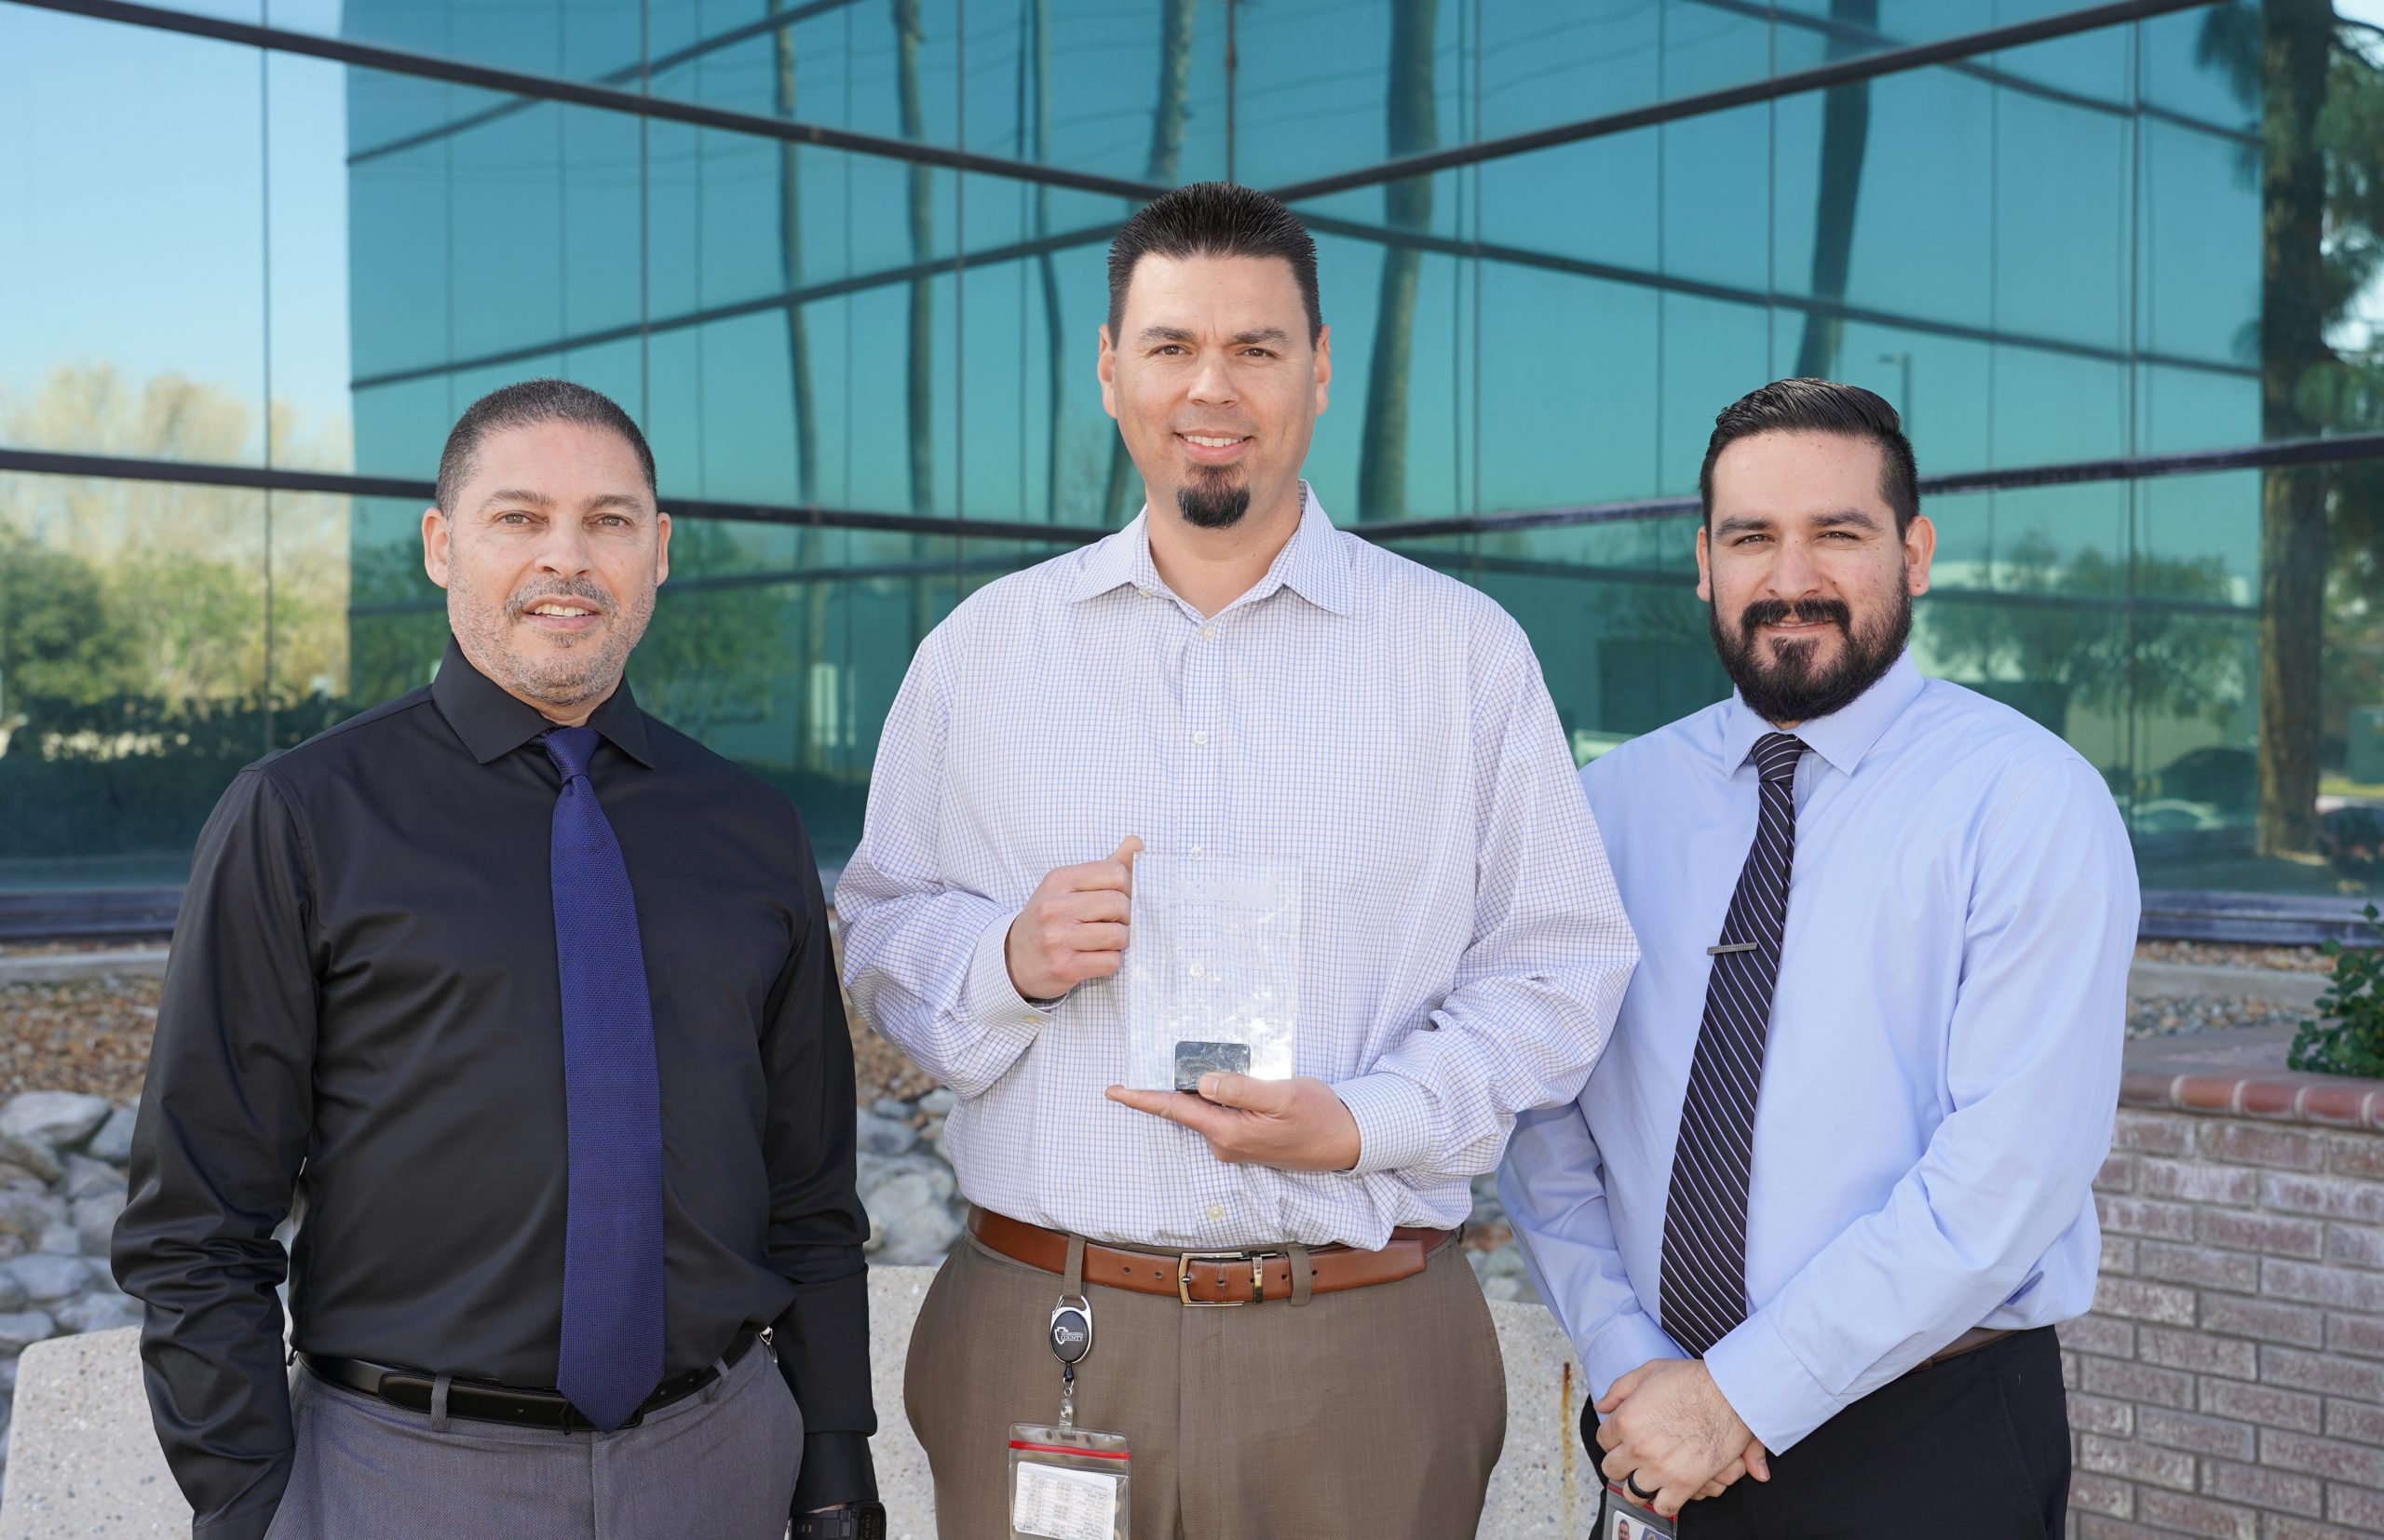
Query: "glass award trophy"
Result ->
[[1122, 856, 1300, 1092]]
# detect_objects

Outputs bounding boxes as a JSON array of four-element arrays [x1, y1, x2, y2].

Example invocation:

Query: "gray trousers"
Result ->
[[264, 1338, 804, 1540]]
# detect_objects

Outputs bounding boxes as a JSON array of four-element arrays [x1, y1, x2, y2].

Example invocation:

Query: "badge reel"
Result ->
[[1602, 1478, 1679, 1540], [1008, 1290, 1130, 1540]]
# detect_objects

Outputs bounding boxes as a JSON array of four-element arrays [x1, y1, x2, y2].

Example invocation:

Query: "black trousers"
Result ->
[[1593, 1327, 2070, 1540]]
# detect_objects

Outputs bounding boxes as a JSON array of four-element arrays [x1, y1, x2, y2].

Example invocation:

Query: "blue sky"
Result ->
[[0, 1, 2375, 482]]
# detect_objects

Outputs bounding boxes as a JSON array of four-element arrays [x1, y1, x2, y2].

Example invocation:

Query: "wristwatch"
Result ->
[[789, 1504, 887, 1540]]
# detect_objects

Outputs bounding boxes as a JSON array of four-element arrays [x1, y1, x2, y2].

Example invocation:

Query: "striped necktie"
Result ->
[[542, 725, 666, 1431], [1659, 730, 1807, 1358]]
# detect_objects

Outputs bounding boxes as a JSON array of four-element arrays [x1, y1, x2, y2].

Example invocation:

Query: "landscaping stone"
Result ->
[[0, 1097, 111, 1155]]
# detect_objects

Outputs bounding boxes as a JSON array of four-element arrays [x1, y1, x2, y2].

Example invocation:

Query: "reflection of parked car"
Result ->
[[2322, 804, 2384, 881], [2152, 747, 2256, 819], [2133, 798, 2232, 834]]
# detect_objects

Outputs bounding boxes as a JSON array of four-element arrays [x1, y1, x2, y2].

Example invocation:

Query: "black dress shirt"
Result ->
[[114, 638, 874, 1540]]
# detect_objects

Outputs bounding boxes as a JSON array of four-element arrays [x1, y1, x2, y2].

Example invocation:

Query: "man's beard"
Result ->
[[1176, 466, 1251, 530], [1710, 586, 1912, 724]]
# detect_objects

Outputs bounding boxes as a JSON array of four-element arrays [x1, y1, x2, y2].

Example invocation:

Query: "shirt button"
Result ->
[[1207, 1205, 1224, 1221], [1188, 964, 1204, 977], [1201, 625, 1217, 642], [1188, 844, 1204, 857], [1191, 730, 1209, 745]]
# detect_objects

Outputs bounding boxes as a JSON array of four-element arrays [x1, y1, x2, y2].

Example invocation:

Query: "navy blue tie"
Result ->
[[541, 726, 665, 1431], [1660, 731, 1806, 1358]]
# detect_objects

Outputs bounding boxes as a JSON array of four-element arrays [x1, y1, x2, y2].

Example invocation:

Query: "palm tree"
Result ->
[[1030, 0, 1068, 519], [1794, 0, 1880, 380], [1356, 0, 1439, 522], [1100, 0, 1201, 523], [769, 0, 836, 772], [2200, 2, 2384, 855]]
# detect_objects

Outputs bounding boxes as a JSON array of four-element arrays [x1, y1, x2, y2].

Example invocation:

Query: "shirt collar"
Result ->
[[1718, 648, 1924, 778], [429, 633, 656, 768], [1063, 481, 1353, 617]]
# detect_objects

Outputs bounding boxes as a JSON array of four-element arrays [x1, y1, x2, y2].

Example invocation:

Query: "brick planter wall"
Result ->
[[2065, 1068, 2384, 1538]]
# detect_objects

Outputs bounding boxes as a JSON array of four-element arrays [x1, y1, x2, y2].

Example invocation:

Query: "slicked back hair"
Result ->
[[1105, 182, 1322, 346], [1698, 378, 1919, 534], [435, 378, 658, 516]]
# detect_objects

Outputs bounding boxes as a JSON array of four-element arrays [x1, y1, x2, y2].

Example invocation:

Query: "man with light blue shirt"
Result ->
[[1501, 378, 2137, 1537]]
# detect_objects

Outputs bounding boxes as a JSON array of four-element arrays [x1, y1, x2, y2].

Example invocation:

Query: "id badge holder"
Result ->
[[1600, 1480, 1678, 1540], [1009, 1237, 1130, 1540]]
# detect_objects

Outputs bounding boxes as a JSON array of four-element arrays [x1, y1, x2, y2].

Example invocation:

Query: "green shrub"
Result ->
[[2287, 905, 2384, 1077]]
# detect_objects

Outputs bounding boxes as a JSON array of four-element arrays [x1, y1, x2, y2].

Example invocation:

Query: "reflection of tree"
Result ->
[[2200, 3, 2384, 852], [1928, 532, 2248, 724], [630, 523, 791, 744], [0, 530, 134, 709], [1357, 0, 1438, 522], [1794, 0, 1879, 379], [0, 365, 349, 710], [1101, 0, 1200, 523]]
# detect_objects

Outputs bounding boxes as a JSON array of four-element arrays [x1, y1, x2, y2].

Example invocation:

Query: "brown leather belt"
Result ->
[[968, 1207, 1451, 1306], [1913, 1325, 2013, 1372]]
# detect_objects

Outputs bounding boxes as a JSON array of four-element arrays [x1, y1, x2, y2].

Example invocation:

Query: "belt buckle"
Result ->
[[1176, 1250, 1282, 1306]]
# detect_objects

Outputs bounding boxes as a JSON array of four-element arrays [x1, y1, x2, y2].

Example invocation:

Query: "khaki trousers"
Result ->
[[905, 1223, 1506, 1539]]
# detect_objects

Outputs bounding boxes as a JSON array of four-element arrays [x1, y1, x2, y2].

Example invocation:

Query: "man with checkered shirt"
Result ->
[[836, 182, 1637, 1538]]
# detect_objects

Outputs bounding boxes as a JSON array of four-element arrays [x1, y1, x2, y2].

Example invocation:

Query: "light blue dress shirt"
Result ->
[[1498, 651, 2137, 1453]]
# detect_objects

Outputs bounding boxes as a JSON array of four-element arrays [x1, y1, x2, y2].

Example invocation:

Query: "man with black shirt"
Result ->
[[114, 379, 882, 1540]]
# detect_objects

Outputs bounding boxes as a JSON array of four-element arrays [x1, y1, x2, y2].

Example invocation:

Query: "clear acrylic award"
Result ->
[[1123, 856, 1300, 1091]]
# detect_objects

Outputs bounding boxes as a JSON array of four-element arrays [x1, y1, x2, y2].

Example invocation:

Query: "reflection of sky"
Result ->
[[0, 2, 351, 458], [0, 1, 2356, 499]]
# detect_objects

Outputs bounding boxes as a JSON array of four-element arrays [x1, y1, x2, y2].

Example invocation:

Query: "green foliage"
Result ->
[[1924, 533, 2250, 724], [2287, 904, 2384, 1076]]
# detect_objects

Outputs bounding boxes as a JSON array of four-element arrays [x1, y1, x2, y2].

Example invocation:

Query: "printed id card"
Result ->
[[1009, 1423, 1130, 1540], [1602, 1480, 1678, 1539]]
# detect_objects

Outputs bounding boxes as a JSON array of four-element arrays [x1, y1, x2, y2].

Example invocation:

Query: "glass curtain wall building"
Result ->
[[4, 0, 2383, 901]]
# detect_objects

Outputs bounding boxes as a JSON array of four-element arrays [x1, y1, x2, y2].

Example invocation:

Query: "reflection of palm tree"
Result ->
[[893, 0, 939, 646], [1357, 0, 1438, 522], [1101, 0, 1201, 523], [2199, 2, 2384, 855], [893, 0, 936, 520], [1794, 0, 1878, 380], [1030, 0, 1067, 519], [770, 0, 834, 771]]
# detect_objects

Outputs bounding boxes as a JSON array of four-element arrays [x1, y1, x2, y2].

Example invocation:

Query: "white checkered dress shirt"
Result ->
[[835, 486, 1639, 1250]]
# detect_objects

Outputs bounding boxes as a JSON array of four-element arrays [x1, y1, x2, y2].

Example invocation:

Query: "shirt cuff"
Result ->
[[1576, 1311, 1686, 1408], [790, 1430, 879, 1511], [1700, 1306, 1849, 1454], [958, 912, 1058, 1048], [1332, 1072, 1434, 1176]]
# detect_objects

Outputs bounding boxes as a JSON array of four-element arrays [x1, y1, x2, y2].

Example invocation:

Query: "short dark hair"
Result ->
[[1698, 378, 1919, 534], [1106, 182, 1322, 345], [435, 378, 657, 515]]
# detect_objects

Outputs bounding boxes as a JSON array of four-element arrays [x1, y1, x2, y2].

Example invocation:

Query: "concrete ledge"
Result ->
[[0, 952, 169, 987], [0, 1269, 1591, 1538], [2125, 959, 2328, 1011]]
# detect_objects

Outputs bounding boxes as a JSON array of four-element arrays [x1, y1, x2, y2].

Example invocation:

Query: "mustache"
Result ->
[[507, 577, 615, 620], [1738, 598, 1851, 640]]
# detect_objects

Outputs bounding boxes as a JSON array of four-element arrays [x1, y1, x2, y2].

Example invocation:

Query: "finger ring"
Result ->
[[1624, 1472, 1658, 1503]]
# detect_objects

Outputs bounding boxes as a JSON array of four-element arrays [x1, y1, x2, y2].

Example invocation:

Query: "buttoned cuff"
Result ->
[[1332, 1073, 1434, 1176], [790, 1430, 878, 1511], [1576, 1311, 1686, 1408], [1700, 1306, 1848, 1454], [959, 912, 1057, 1048]]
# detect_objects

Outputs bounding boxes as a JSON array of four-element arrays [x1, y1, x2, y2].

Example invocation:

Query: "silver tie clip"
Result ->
[[1707, 941, 1759, 955]]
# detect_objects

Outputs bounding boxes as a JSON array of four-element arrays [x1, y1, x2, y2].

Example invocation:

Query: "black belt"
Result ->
[[301, 1328, 762, 1433]]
